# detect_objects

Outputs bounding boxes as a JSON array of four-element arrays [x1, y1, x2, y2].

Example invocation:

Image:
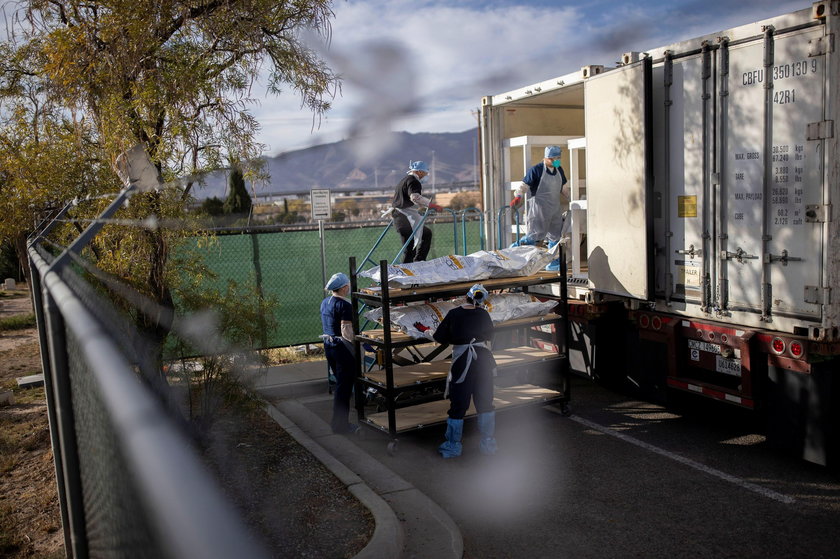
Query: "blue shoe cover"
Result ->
[[480, 437, 498, 455], [546, 258, 561, 271], [477, 412, 497, 455], [439, 418, 463, 458]]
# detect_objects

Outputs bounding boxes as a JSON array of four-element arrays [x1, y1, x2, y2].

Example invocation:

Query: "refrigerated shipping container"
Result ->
[[479, 1, 840, 466]]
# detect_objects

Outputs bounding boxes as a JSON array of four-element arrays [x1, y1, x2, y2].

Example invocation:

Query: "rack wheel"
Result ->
[[387, 440, 399, 456], [560, 402, 572, 417]]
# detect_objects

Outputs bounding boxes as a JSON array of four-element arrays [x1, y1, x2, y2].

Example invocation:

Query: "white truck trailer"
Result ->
[[480, 1, 840, 466]]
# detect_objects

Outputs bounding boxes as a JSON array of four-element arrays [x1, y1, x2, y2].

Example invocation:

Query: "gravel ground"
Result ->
[[0, 286, 375, 558], [205, 404, 374, 558]]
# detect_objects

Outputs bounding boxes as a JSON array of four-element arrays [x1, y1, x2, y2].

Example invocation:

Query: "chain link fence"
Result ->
[[28, 189, 273, 559], [189, 211, 489, 348]]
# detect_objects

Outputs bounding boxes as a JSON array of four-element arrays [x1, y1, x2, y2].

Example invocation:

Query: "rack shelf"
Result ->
[[349, 256, 572, 450], [363, 384, 564, 434], [361, 345, 563, 389], [356, 270, 564, 305], [358, 313, 564, 347]]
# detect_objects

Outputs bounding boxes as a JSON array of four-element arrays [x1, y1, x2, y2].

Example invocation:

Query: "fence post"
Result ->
[[318, 219, 327, 290], [37, 260, 89, 558], [249, 230, 268, 348], [27, 253, 76, 558]]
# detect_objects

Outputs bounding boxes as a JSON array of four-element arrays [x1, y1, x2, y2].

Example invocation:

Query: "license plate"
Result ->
[[715, 355, 742, 377], [688, 339, 721, 354]]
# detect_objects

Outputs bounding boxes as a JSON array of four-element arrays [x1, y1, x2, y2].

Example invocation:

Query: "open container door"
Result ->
[[584, 58, 654, 300]]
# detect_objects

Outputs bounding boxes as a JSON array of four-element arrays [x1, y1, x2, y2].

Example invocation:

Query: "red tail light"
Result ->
[[789, 341, 804, 358], [771, 337, 786, 355]]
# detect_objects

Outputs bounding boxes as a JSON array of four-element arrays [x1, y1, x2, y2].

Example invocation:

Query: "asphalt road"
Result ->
[[306, 377, 840, 559]]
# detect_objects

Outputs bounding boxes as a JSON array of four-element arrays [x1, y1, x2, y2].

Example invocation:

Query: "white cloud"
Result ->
[[255, 1, 583, 155], [253, 0, 808, 156]]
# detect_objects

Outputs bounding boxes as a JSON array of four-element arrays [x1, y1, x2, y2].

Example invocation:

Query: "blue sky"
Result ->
[[253, 0, 807, 156]]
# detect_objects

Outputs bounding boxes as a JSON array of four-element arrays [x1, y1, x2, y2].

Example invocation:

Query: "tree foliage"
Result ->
[[224, 165, 251, 215], [201, 196, 225, 216], [0, 64, 120, 277], [0, 0, 341, 381], [17, 0, 339, 185], [449, 191, 482, 211], [1, 0, 340, 298]]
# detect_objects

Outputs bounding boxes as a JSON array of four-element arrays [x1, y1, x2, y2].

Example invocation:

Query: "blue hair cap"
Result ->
[[544, 146, 562, 158], [467, 283, 489, 302], [325, 272, 350, 291], [408, 161, 429, 173]]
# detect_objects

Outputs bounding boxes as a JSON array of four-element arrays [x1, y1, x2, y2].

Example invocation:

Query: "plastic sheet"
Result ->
[[365, 292, 558, 340], [359, 245, 557, 288]]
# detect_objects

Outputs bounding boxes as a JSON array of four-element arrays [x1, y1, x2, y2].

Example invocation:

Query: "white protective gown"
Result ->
[[525, 163, 570, 243]]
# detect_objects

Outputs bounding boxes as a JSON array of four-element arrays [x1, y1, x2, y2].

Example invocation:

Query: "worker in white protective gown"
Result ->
[[509, 145, 571, 271]]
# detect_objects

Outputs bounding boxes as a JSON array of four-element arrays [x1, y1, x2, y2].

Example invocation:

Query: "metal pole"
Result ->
[[27, 250, 74, 558], [43, 289, 89, 558], [356, 219, 394, 275], [49, 184, 136, 271], [349, 257, 365, 420], [760, 26, 776, 321], [319, 219, 327, 289]]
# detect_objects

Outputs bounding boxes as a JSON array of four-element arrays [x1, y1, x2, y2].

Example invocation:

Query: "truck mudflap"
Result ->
[[766, 359, 840, 468]]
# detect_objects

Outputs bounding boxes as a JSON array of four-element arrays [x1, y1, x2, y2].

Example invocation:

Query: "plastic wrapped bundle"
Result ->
[[365, 292, 558, 340], [360, 245, 557, 288], [482, 245, 557, 278]]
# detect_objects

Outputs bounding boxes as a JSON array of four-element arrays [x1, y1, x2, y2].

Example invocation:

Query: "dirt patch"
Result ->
[[205, 407, 373, 557], [0, 292, 32, 315], [0, 287, 374, 558], [0, 337, 63, 559]]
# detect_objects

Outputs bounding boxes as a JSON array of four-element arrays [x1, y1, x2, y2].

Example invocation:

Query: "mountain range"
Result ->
[[192, 129, 480, 200]]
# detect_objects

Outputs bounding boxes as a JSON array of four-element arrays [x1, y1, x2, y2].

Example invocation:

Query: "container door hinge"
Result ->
[[805, 203, 831, 223], [807, 120, 834, 140], [804, 285, 828, 304], [809, 33, 834, 56]]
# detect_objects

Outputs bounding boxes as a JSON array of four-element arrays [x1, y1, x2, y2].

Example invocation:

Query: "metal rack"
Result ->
[[349, 256, 572, 453]]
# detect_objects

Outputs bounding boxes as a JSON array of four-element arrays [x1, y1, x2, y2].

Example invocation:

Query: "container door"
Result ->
[[585, 59, 653, 300], [651, 51, 712, 306], [721, 26, 825, 319]]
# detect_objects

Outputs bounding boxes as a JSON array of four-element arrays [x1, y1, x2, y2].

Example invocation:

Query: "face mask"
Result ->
[[552, 159, 562, 169], [418, 173, 428, 183]]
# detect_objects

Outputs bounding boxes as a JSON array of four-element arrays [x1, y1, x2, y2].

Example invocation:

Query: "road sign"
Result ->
[[311, 189, 331, 220]]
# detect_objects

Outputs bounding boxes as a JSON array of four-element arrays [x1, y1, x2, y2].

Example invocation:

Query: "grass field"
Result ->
[[188, 219, 485, 347]]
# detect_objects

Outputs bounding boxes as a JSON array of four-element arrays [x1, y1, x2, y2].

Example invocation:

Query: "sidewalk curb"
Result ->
[[265, 402, 404, 559], [266, 398, 464, 559]]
